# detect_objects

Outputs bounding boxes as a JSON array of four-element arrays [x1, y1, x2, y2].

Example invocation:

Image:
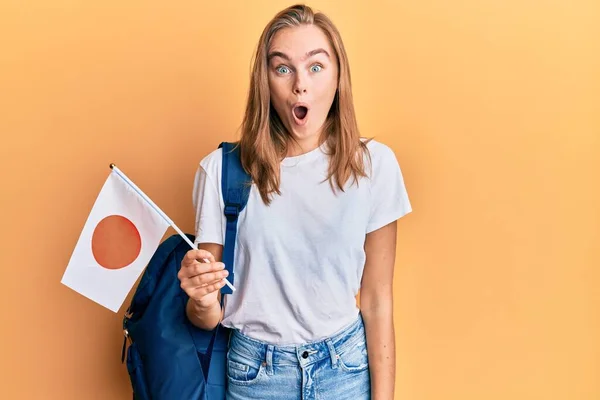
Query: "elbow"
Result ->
[[360, 285, 394, 320]]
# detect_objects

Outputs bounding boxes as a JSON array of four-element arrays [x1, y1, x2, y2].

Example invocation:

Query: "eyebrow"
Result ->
[[267, 48, 330, 62]]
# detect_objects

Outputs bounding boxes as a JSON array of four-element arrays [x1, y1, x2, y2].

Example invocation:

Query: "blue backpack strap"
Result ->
[[203, 142, 251, 382], [218, 141, 251, 295]]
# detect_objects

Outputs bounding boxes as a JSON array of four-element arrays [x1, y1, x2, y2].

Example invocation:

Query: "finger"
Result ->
[[188, 269, 229, 287], [188, 261, 225, 277], [194, 249, 215, 264], [197, 250, 216, 264], [179, 261, 224, 280], [183, 249, 215, 264], [179, 267, 228, 289], [192, 279, 227, 298], [179, 260, 224, 280]]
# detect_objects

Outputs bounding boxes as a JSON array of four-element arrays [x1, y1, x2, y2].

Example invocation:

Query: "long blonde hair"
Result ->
[[239, 4, 371, 204]]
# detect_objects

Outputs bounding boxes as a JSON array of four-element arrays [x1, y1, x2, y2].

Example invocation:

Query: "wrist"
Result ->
[[189, 297, 220, 315]]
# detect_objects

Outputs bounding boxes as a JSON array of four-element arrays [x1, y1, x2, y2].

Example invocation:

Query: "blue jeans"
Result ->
[[225, 314, 371, 400]]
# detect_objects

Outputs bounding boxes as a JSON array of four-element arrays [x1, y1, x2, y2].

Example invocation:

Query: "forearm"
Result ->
[[362, 300, 395, 400], [186, 298, 222, 331]]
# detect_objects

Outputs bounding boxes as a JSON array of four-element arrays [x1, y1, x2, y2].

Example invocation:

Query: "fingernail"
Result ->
[[223, 270, 229, 277]]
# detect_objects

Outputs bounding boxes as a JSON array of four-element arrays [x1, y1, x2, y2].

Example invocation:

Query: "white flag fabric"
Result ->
[[61, 170, 169, 312]]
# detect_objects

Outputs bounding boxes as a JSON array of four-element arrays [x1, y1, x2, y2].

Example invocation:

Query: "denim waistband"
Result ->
[[227, 314, 366, 368]]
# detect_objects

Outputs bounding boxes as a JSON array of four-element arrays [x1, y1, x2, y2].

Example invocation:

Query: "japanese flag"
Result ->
[[61, 168, 169, 312]]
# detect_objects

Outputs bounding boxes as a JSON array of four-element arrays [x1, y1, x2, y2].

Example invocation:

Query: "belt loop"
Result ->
[[325, 339, 339, 369], [265, 345, 274, 375]]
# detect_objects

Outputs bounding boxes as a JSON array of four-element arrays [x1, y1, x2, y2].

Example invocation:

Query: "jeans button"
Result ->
[[302, 351, 309, 359]]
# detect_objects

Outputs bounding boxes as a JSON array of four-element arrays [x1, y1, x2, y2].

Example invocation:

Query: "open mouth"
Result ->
[[293, 105, 308, 120]]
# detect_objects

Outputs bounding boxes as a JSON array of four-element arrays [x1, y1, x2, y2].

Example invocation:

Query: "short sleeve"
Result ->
[[192, 164, 224, 247], [366, 144, 412, 233]]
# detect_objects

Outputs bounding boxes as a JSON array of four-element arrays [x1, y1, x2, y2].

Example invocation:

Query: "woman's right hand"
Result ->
[[178, 249, 229, 310]]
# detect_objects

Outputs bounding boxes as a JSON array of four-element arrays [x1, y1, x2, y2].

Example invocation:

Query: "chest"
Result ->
[[236, 167, 371, 255]]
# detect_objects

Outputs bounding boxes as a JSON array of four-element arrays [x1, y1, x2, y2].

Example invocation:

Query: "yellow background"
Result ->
[[1, 1, 598, 399]]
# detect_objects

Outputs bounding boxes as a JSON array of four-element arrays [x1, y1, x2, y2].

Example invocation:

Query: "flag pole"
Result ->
[[109, 163, 236, 292]]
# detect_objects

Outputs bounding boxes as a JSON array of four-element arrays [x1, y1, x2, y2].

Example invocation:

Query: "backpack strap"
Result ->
[[203, 142, 251, 380], [218, 142, 251, 295]]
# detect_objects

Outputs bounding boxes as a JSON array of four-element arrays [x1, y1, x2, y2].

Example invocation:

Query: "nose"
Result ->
[[293, 74, 307, 95]]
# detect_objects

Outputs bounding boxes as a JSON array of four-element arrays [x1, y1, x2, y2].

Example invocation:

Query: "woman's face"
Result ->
[[267, 24, 339, 150]]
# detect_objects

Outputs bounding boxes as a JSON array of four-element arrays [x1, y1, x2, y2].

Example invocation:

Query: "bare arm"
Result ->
[[179, 243, 226, 331], [361, 220, 398, 400]]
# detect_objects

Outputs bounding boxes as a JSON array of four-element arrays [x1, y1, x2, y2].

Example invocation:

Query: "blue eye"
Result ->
[[311, 64, 323, 73], [276, 66, 291, 74]]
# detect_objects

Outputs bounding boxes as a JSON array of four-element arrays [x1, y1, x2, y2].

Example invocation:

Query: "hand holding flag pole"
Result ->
[[109, 163, 236, 293]]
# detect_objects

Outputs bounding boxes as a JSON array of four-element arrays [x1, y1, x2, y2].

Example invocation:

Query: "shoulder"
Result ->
[[192, 147, 223, 198], [364, 138, 395, 158], [198, 146, 223, 178], [192, 147, 224, 208], [361, 138, 400, 176]]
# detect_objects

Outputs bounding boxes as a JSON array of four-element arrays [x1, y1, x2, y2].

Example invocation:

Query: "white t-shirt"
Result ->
[[192, 139, 411, 345]]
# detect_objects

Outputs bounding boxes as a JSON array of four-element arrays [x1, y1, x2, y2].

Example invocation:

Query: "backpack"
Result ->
[[121, 142, 251, 400]]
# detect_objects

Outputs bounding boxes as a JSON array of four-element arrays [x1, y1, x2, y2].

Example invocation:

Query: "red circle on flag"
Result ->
[[91, 215, 141, 269]]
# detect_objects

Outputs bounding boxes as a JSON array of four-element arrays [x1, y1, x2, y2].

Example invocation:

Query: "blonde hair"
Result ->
[[239, 4, 371, 204]]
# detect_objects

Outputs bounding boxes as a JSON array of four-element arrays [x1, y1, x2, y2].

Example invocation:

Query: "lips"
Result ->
[[291, 103, 309, 126], [293, 106, 308, 119]]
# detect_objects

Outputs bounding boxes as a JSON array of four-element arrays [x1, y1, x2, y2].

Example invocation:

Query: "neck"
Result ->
[[286, 133, 322, 157]]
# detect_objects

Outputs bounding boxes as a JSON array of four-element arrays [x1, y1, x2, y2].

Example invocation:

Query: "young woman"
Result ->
[[178, 4, 411, 399]]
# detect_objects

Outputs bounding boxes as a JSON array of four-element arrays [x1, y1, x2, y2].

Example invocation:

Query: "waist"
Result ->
[[227, 313, 366, 367]]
